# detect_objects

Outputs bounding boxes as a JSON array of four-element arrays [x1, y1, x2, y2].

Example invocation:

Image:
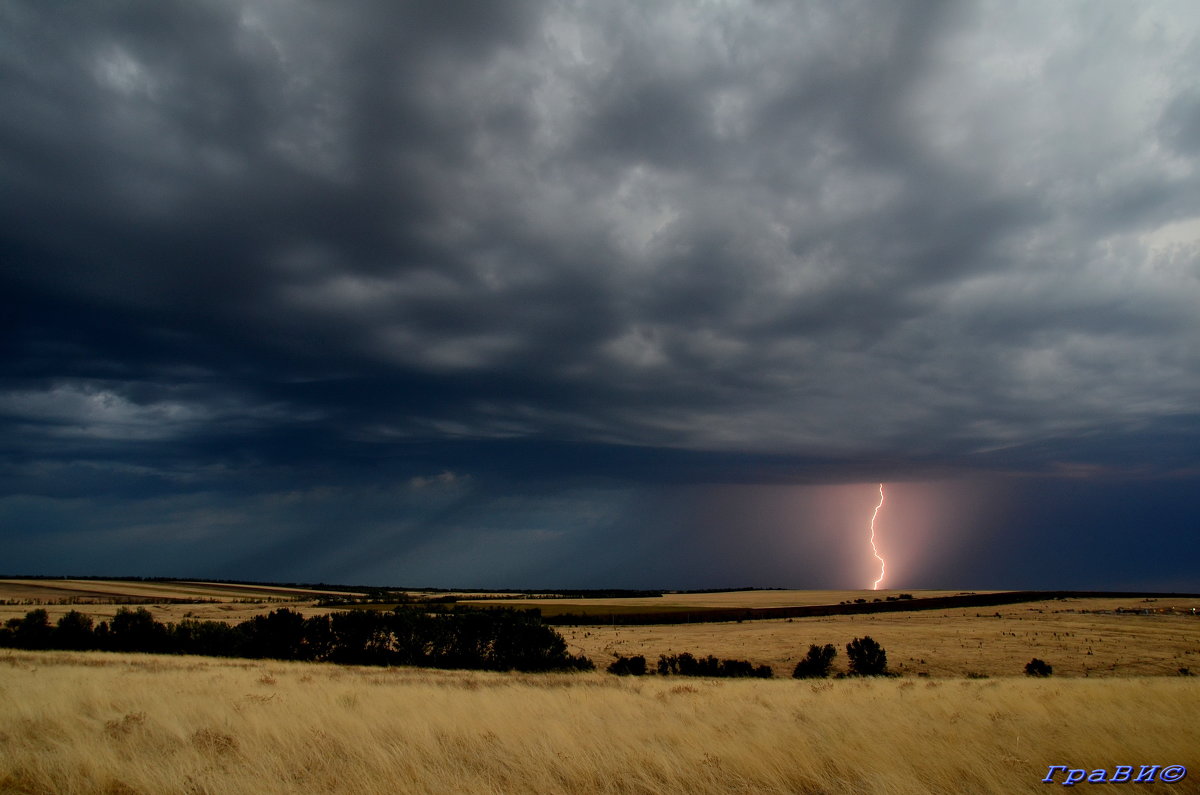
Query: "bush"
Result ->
[[607, 654, 647, 676], [655, 652, 772, 678], [846, 636, 888, 676], [717, 658, 773, 678], [792, 643, 837, 679], [1024, 658, 1053, 677]]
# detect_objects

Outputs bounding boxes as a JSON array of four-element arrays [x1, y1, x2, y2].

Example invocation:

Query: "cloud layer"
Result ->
[[2, 2, 1199, 585]]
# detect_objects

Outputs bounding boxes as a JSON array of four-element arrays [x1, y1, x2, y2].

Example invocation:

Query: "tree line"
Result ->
[[0, 606, 594, 672], [1, 611, 1067, 679]]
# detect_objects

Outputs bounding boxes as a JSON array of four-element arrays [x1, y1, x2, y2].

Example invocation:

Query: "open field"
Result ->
[[4, 582, 1200, 679], [2, 649, 1197, 794], [560, 597, 1200, 678], [0, 579, 362, 626], [0, 578, 361, 604]]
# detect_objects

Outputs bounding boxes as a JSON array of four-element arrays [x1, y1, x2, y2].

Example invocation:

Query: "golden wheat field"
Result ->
[[560, 597, 1200, 679], [5, 581, 1200, 679], [1, 649, 1197, 795]]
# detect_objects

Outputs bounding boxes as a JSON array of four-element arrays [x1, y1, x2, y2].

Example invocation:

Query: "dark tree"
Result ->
[[654, 651, 770, 678], [54, 610, 96, 650], [607, 654, 647, 676], [792, 643, 837, 678], [1024, 658, 1053, 677], [14, 609, 53, 649], [109, 608, 170, 652], [172, 619, 245, 657], [243, 608, 311, 660], [846, 636, 888, 676]]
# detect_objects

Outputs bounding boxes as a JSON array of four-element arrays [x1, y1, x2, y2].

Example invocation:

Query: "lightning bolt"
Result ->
[[869, 483, 886, 590]]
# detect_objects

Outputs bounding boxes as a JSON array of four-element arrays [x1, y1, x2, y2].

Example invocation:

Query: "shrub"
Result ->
[[846, 636, 888, 676], [792, 643, 837, 679], [607, 654, 647, 676], [717, 658, 773, 678], [1024, 658, 1053, 677], [655, 652, 771, 678]]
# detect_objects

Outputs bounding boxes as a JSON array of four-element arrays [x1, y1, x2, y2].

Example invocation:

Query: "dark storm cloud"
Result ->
[[5, 0, 1199, 472], [2, 1, 1200, 585]]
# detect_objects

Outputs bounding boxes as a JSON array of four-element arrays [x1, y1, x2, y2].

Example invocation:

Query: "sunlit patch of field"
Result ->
[[0, 599, 333, 627], [0, 579, 361, 625], [560, 598, 1200, 678], [0, 578, 359, 603], [1, 650, 1196, 794]]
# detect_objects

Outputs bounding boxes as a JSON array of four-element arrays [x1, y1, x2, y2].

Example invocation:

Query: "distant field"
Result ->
[[2, 649, 1197, 794], [559, 596, 1200, 678], [0, 578, 361, 603], [4, 582, 1199, 679], [473, 588, 994, 613], [4, 583, 1200, 792]]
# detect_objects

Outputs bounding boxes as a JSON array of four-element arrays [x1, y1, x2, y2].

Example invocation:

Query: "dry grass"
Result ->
[[5, 583, 1200, 680], [0, 599, 320, 627], [561, 597, 1200, 678], [0, 579, 357, 627], [6, 584, 1200, 680], [1, 649, 1197, 794]]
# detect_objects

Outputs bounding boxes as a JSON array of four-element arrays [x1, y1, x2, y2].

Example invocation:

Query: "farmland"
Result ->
[[2, 579, 1199, 793], [2, 649, 1197, 794], [3, 580, 1199, 679]]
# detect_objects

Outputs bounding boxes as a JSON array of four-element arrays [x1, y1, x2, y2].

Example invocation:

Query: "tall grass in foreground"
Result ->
[[1, 651, 1197, 794]]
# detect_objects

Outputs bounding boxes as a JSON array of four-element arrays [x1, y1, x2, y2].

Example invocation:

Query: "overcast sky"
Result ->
[[2, 1, 1198, 590]]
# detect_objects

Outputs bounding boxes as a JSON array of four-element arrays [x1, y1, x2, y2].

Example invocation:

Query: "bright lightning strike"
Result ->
[[869, 483, 886, 590]]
